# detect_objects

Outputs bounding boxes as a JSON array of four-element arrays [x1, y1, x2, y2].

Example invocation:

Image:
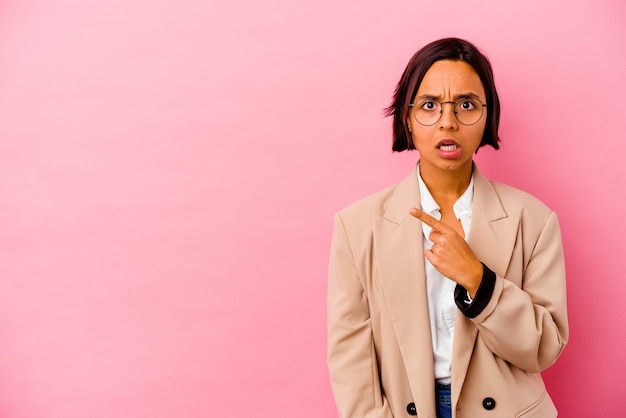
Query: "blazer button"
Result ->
[[406, 402, 417, 415], [482, 397, 496, 410]]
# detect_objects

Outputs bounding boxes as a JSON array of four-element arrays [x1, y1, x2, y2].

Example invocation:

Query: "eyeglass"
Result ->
[[409, 97, 487, 126]]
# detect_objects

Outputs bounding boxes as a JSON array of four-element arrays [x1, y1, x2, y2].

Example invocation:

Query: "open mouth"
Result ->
[[438, 142, 459, 152]]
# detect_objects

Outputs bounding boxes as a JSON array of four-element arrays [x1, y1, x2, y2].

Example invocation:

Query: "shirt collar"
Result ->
[[454, 176, 474, 220], [417, 169, 439, 217], [417, 165, 474, 220]]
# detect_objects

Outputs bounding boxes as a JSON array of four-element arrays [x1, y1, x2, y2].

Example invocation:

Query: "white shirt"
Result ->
[[417, 167, 474, 384]]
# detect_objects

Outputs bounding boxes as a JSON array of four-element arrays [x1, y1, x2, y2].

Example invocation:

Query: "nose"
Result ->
[[439, 101, 458, 129]]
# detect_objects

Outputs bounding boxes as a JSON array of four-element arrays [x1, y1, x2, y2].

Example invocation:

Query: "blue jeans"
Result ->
[[436, 382, 452, 418]]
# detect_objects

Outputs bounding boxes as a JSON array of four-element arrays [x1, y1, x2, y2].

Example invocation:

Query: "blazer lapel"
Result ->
[[373, 166, 437, 412], [467, 167, 520, 277], [451, 166, 521, 404]]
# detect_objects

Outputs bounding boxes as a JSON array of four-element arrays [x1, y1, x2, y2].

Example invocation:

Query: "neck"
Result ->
[[419, 161, 473, 203]]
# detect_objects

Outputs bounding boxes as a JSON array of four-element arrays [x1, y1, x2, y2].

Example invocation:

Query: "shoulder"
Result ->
[[336, 183, 398, 229], [492, 179, 551, 208], [336, 166, 419, 225], [332, 167, 419, 247], [487, 179, 557, 227]]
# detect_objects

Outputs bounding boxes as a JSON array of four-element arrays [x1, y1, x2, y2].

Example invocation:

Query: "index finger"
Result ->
[[409, 208, 453, 233]]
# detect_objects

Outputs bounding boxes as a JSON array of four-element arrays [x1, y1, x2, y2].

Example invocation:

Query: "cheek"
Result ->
[[471, 125, 485, 139], [476, 121, 488, 140], [409, 130, 425, 150], [467, 125, 486, 149], [411, 125, 438, 147]]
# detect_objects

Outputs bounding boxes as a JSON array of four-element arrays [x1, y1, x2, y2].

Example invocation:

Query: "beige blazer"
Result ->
[[327, 164, 568, 418]]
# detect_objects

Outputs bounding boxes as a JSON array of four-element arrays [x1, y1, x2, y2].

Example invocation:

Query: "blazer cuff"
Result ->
[[455, 263, 496, 318]]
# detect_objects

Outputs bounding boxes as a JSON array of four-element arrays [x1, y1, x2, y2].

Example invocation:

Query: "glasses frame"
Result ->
[[409, 98, 487, 126]]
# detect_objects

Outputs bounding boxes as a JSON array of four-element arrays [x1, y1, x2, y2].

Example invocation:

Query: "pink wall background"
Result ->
[[0, 0, 624, 416]]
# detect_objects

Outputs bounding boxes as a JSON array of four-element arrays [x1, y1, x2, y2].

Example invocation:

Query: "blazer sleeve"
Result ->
[[327, 213, 393, 418], [468, 211, 569, 373]]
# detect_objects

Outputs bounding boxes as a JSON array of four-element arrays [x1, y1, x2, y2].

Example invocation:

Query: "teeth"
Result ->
[[440, 144, 457, 151]]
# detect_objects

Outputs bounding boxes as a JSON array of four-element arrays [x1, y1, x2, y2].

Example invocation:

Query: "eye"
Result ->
[[421, 100, 438, 111], [458, 99, 477, 111]]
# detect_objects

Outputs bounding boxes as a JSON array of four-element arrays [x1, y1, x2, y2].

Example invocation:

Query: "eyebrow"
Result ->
[[414, 92, 483, 101]]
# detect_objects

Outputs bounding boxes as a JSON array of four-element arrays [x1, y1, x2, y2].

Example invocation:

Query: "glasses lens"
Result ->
[[412, 99, 441, 126], [455, 98, 484, 125]]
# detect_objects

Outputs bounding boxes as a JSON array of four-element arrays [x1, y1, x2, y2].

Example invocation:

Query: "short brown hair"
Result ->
[[385, 38, 501, 152]]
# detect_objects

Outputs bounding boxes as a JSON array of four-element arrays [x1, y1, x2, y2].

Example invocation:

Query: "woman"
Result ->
[[327, 38, 568, 418]]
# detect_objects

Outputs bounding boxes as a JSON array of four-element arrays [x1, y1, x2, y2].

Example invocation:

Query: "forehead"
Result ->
[[416, 60, 485, 98]]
